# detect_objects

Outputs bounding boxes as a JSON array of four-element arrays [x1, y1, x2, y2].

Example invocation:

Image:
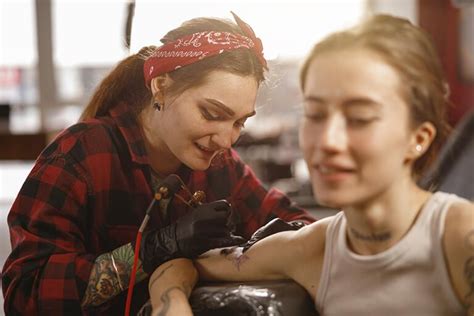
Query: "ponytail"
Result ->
[[79, 46, 156, 121]]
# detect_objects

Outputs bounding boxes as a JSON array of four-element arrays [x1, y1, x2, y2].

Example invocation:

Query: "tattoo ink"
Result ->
[[157, 286, 186, 316], [350, 227, 391, 242], [463, 229, 474, 309], [82, 242, 148, 307], [220, 247, 249, 271], [149, 264, 173, 290]]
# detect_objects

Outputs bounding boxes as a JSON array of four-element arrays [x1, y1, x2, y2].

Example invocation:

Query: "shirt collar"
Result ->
[[108, 102, 149, 165]]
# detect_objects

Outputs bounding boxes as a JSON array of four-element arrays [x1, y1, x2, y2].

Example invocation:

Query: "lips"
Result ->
[[195, 143, 217, 158], [314, 162, 355, 181], [195, 143, 214, 152]]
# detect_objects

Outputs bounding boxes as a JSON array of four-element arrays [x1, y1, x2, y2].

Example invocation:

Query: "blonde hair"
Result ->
[[300, 14, 451, 179]]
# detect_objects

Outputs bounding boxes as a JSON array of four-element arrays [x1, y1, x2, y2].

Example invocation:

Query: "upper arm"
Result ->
[[194, 219, 329, 285], [443, 200, 474, 311], [195, 229, 301, 282]]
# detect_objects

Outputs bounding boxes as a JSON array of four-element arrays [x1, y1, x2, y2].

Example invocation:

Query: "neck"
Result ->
[[139, 110, 181, 176], [344, 180, 431, 255]]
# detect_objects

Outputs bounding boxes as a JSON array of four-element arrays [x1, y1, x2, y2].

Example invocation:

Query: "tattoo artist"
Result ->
[[1, 12, 315, 315]]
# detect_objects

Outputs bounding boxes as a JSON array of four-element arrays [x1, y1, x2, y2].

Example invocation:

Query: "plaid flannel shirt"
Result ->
[[2, 102, 315, 315]]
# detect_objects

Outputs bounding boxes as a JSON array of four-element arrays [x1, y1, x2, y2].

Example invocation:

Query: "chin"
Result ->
[[313, 188, 351, 209], [186, 159, 213, 171]]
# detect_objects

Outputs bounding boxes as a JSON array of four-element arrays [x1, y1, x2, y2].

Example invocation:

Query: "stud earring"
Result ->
[[415, 144, 422, 152], [153, 101, 161, 111]]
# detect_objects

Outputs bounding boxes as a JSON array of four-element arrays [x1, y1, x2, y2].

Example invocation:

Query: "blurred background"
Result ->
[[0, 0, 473, 312]]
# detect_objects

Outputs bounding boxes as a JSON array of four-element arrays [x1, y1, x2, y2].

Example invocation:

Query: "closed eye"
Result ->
[[347, 117, 378, 127], [201, 108, 222, 121]]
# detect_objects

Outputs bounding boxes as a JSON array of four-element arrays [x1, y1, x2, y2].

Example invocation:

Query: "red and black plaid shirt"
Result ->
[[2, 102, 315, 315]]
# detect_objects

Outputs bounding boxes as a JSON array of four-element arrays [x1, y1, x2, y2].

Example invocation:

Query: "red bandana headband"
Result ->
[[144, 12, 267, 87]]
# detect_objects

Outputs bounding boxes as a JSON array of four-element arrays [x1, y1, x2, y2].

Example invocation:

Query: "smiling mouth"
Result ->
[[195, 143, 216, 154], [315, 165, 355, 180]]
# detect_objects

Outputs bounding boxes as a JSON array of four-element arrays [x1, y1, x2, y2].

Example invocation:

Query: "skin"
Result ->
[[81, 70, 258, 308], [148, 259, 197, 316], [140, 70, 259, 175], [149, 49, 474, 314], [299, 49, 436, 255]]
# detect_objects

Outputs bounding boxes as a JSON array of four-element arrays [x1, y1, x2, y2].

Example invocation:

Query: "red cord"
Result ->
[[125, 231, 143, 316]]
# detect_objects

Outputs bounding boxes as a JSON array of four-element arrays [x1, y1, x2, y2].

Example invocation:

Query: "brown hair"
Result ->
[[299, 14, 451, 179], [80, 17, 266, 121]]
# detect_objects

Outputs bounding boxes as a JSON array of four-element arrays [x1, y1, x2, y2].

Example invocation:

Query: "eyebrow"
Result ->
[[304, 96, 381, 108], [204, 98, 256, 118]]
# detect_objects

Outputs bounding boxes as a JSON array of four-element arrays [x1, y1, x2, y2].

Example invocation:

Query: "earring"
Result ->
[[153, 101, 161, 111], [415, 144, 423, 152]]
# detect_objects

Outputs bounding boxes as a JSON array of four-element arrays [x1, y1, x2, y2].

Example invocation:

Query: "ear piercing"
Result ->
[[153, 101, 161, 111], [415, 144, 423, 152]]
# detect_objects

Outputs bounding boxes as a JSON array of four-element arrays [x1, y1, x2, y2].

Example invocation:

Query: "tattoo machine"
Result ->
[[125, 174, 208, 316]]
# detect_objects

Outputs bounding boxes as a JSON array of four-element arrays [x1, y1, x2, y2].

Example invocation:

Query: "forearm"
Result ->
[[81, 242, 147, 307], [148, 258, 197, 316]]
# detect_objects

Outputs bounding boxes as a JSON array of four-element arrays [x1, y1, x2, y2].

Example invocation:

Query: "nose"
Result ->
[[319, 114, 347, 153], [210, 123, 239, 150]]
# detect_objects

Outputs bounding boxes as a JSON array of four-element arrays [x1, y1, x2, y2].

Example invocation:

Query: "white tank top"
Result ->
[[315, 192, 466, 315]]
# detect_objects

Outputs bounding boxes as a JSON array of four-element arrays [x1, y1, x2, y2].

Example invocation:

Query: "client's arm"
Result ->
[[195, 228, 301, 282], [148, 219, 328, 315], [443, 200, 474, 313], [148, 258, 198, 316]]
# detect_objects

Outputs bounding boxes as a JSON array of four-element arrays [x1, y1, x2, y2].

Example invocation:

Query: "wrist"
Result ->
[[141, 224, 180, 274], [149, 259, 197, 315]]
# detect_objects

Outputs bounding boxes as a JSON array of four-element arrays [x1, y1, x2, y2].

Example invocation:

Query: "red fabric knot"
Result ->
[[143, 13, 268, 87], [231, 11, 268, 71]]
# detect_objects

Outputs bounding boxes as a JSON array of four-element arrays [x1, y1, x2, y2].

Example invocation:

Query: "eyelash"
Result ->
[[201, 108, 220, 121], [201, 108, 246, 129], [304, 113, 376, 127]]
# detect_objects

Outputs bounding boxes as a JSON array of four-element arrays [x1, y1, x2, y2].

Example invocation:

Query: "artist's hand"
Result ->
[[140, 200, 245, 274], [241, 218, 305, 253]]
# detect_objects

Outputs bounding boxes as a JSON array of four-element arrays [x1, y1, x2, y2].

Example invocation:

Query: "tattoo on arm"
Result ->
[[156, 286, 186, 316], [149, 264, 173, 290], [463, 230, 474, 309], [81, 242, 148, 307], [220, 247, 249, 271], [464, 257, 474, 308], [153, 277, 193, 316]]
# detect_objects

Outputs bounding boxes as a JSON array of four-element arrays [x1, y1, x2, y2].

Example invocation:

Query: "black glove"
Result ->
[[140, 200, 246, 273], [241, 218, 305, 253]]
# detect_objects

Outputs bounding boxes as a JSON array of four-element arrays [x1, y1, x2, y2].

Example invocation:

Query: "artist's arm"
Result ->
[[443, 200, 474, 314], [148, 258, 198, 316], [81, 242, 147, 307]]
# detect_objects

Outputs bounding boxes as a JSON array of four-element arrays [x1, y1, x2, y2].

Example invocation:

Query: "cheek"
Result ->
[[350, 127, 409, 166], [299, 122, 316, 159]]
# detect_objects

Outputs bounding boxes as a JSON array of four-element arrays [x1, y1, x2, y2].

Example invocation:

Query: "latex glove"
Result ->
[[140, 200, 245, 273], [241, 218, 305, 253]]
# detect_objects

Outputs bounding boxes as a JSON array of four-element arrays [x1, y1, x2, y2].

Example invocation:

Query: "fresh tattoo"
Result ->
[[349, 227, 391, 242], [81, 242, 147, 307], [220, 246, 249, 271]]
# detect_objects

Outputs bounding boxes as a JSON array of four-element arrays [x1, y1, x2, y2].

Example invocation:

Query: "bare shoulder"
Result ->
[[293, 215, 334, 257], [286, 215, 335, 299], [443, 197, 474, 311], [444, 198, 474, 245]]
